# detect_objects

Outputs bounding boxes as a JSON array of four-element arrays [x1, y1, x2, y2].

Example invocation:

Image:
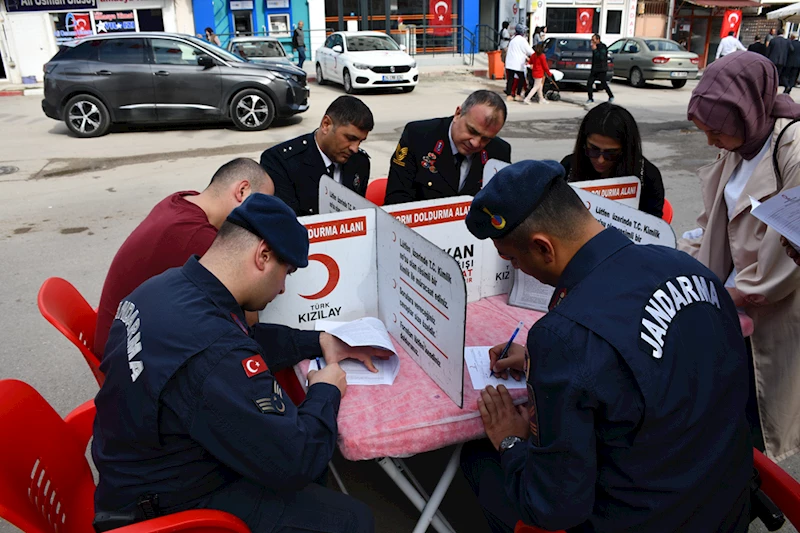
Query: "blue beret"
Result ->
[[466, 160, 564, 240], [226, 193, 309, 268]]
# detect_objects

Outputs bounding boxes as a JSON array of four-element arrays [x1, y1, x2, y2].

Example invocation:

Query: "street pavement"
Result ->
[[0, 72, 797, 533]]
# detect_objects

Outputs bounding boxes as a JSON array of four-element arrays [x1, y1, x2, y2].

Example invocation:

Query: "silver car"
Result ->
[[607, 38, 699, 89], [227, 36, 294, 68]]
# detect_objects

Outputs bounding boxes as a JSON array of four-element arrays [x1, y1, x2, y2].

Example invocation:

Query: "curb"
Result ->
[[0, 90, 23, 97]]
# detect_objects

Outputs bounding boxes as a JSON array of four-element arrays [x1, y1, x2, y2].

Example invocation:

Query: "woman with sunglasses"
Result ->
[[560, 103, 665, 218], [680, 51, 800, 460]]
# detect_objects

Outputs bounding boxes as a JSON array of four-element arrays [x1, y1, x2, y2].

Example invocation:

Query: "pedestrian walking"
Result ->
[[716, 31, 746, 59], [200, 27, 221, 46], [785, 33, 800, 94], [523, 44, 551, 105], [748, 35, 767, 56], [766, 28, 776, 47], [767, 29, 790, 87], [498, 22, 511, 63], [505, 24, 533, 101], [587, 34, 613, 104], [532, 26, 546, 46], [293, 20, 306, 69]]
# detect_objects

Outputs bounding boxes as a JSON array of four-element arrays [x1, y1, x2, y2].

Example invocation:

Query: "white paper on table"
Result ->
[[750, 189, 800, 250], [310, 318, 400, 386], [507, 269, 555, 313], [465, 346, 526, 391]]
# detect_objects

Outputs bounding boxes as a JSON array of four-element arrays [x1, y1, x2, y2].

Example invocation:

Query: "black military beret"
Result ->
[[466, 160, 564, 240], [226, 193, 310, 268]]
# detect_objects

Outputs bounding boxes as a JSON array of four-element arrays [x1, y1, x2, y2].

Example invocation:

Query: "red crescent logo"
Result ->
[[392, 279, 397, 288], [392, 232, 397, 242], [584, 200, 591, 210], [299, 254, 340, 300]]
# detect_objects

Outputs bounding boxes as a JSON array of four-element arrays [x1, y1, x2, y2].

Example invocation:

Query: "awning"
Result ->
[[685, 0, 761, 7], [767, 1, 800, 18]]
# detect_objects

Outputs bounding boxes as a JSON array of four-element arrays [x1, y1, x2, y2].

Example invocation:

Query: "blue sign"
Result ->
[[4, 0, 97, 12]]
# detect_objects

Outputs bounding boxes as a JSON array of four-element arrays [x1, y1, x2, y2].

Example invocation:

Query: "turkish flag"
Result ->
[[429, 0, 452, 36], [576, 8, 594, 34], [720, 9, 742, 38], [242, 355, 268, 378]]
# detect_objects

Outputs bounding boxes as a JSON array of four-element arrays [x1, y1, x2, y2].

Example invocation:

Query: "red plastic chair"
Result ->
[[365, 177, 388, 206], [37, 277, 104, 386], [514, 522, 565, 533], [0, 379, 250, 533], [662, 198, 674, 224], [754, 448, 800, 528]]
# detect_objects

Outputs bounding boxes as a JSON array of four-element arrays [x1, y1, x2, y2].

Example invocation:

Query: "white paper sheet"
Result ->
[[310, 318, 400, 386], [750, 187, 800, 250], [464, 346, 527, 391], [507, 270, 555, 312]]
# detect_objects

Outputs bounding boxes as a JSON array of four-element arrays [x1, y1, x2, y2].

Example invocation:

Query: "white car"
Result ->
[[315, 31, 419, 93]]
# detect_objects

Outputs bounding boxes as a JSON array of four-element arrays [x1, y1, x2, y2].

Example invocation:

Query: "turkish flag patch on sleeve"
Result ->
[[242, 355, 268, 378]]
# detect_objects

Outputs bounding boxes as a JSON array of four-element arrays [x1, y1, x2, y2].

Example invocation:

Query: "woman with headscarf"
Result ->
[[681, 51, 800, 461]]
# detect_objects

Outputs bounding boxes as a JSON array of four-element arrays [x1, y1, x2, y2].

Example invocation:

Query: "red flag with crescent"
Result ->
[[429, 0, 452, 36], [576, 8, 594, 34], [720, 9, 742, 38]]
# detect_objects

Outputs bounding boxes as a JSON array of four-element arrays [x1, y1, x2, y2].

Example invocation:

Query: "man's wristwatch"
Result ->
[[499, 436, 524, 455]]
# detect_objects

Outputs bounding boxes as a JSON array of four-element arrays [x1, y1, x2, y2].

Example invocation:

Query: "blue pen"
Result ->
[[490, 321, 524, 378], [315, 357, 324, 370]]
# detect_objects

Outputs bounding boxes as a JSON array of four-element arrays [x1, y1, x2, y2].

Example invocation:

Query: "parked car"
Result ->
[[226, 36, 294, 68], [42, 33, 309, 138], [542, 37, 613, 84], [607, 37, 699, 88], [315, 31, 418, 93]]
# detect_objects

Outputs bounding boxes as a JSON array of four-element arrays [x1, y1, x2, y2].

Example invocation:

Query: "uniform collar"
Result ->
[[182, 256, 249, 334], [555, 228, 632, 294], [448, 120, 458, 156], [314, 132, 334, 170]]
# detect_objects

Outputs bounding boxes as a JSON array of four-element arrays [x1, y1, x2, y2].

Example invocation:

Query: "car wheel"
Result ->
[[630, 67, 645, 88], [402, 86, 415, 93], [671, 79, 687, 89], [64, 94, 111, 138], [230, 89, 275, 131], [316, 63, 326, 85], [343, 70, 355, 94]]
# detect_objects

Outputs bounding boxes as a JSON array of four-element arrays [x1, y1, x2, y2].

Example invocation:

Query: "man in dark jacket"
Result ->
[[587, 34, 613, 104], [748, 35, 768, 56], [260, 96, 373, 216], [767, 29, 791, 87], [293, 20, 306, 68], [784, 34, 800, 93]]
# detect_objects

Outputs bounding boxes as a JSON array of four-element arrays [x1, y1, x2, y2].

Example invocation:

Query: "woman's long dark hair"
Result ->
[[569, 103, 643, 181]]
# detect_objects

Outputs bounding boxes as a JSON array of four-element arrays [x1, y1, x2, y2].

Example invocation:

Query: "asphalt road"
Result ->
[[0, 73, 796, 533]]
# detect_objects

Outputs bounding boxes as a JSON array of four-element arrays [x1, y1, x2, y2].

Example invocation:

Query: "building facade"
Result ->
[[0, 0, 194, 83], [528, 0, 639, 43]]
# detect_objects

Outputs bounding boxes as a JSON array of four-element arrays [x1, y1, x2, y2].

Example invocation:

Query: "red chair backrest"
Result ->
[[515, 521, 565, 533], [366, 177, 389, 206], [37, 277, 104, 386], [662, 198, 674, 224], [754, 448, 800, 527], [274, 368, 307, 405], [0, 379, 96, 533]]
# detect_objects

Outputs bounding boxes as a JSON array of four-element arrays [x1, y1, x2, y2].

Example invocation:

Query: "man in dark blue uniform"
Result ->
[[260, 95, 373, 216], [460, 160, 752, 532], [92, 194, 376, 532], [383, 90, 512, 205]]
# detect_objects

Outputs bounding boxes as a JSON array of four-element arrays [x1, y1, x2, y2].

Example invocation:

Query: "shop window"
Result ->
[[138, 9, 165, 32], [268, 14, 290, 37], [546, 8, 600, 34], [606, 11, 622, 34], [152, 38, 206, 65], [233, 11, 253, 35], [98, 38, 146, 64]]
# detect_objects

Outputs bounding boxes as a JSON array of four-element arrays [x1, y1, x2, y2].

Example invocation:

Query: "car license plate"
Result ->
[[576, 63, 591, 69], [670, 71, 688, 77], [382, 74, 403, 81]]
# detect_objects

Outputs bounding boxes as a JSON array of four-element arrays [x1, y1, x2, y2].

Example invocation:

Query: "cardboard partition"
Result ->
[[262, 195, 468, 408], [569, 176, 641, 209]]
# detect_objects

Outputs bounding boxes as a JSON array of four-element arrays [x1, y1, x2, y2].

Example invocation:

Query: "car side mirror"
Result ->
[[332, 44, 343, 53], [197, 54, 215, 68], [399, 44, 407, 51]]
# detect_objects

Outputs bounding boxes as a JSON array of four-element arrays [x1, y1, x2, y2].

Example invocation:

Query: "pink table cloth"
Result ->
[[297, 295, 546, 461]]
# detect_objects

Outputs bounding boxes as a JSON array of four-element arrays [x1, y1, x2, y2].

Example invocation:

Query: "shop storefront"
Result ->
[[0, 0, 182, 83], [529, 0, 639, 43]]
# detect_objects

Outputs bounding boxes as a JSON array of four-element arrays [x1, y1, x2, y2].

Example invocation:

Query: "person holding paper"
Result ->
[[560, 103, 665, 218], [260, 95, 374, 216], [782, 236, 800, 265], [384, 90, 512, 205], [681, 51, 800, 460], [460, 160, 752, 533], [92, 194, 375, 533]]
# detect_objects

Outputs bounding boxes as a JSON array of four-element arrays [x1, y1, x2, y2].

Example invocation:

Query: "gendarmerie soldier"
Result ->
[[384, 90, 511, 205], [260, 96, 373, 216], [460, 161, 752, 533]]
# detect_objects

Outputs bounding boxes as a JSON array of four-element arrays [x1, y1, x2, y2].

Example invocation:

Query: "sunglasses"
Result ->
[[584, 145, 622, 162]]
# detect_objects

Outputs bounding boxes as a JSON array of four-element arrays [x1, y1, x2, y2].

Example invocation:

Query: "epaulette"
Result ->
[[280, 136, 312, 159], [358, 147, 371, 159]]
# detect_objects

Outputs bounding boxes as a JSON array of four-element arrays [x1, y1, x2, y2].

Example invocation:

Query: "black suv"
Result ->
[[42, 33, 309, 138], [542, 37, 614, 84]]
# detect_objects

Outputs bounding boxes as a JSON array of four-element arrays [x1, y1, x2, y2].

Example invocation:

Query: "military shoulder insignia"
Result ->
[[421, 152, 438, 173], [481, 150, 488, 165], [254, 380, 286, 415], [548, 288, 567, 311], [392, 143, 408, 167], [280, 137, 310, 159], [527, 382, 540, 446], [353, 174, 361, 188], [434, 140, 444, 155], [358, 147, 371, 159]]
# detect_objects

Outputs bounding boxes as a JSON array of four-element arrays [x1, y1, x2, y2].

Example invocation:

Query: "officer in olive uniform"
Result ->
[[460, 161, 752, 533], [384, 90, 511, 205], [260, 95, 373, 216], [92, 194, 374, 533]]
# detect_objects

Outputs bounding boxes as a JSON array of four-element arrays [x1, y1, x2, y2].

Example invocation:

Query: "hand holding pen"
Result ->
[[489, 321, 525, 380]]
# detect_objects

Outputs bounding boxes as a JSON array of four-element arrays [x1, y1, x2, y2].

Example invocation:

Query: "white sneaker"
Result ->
[[522, 100, 531, 105], [542, 99, 549, 104]]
